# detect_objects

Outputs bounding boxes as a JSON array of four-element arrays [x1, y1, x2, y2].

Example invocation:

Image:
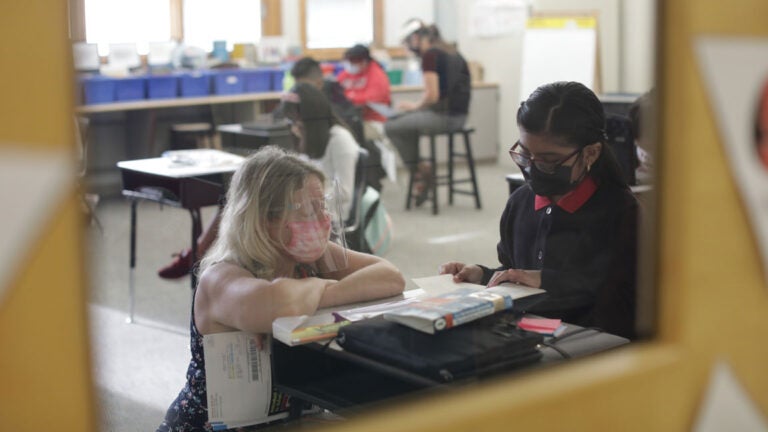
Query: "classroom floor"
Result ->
[[86, 158, 518, 432]]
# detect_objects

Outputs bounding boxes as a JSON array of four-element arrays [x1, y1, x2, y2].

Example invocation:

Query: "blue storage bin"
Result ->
[[81, 76, 116, 105], [212, 70, 244, 95], [242, 69, 272, 93], [271, 69, 286, 91], [147, 75, 178, 99], [179, 71, 211, 97], [115, 76, 146, 101]]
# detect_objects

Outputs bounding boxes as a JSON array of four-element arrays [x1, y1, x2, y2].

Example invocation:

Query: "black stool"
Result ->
[[406, 127, 482, 215]]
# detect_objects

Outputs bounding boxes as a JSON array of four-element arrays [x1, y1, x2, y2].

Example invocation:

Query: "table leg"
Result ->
[[127, 199, 137, 324], [189, 208, 202, 290]]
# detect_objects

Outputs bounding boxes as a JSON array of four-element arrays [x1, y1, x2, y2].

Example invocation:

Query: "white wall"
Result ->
[[621, 0, 656, 92]]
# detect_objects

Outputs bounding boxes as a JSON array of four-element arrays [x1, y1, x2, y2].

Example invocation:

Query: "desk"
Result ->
[[217, 123, 294, 156], [272, 314, 629, 415], [117, 150, 243, 322]]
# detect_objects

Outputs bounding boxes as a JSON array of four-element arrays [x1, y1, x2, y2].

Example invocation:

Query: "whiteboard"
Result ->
[[519, 16, 598, 102]]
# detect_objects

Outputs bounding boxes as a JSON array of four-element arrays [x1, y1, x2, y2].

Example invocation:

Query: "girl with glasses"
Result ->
[[440, 81, 639, 339]]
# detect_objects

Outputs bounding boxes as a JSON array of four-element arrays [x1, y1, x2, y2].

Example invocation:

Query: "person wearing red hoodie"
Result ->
[[337, 44, 392, 133]]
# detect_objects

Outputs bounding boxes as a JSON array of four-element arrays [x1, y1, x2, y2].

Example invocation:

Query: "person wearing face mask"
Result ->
[[157, 146, 405, 432], [439, 81, 639, 339], [385, 18, 471, 207], [156, 83, 360, 279], [280, 82, 360, 218], [337, 44, 392, 126]]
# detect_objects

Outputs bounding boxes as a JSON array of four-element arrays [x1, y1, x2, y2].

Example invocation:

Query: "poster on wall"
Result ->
[[468, 0, 529, 38], [696, 36, 768, 286]]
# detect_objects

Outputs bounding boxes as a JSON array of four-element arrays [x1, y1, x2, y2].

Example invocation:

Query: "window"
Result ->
[[300, 0, 434, 60], [84, 0, 171, 56], [305, 0, 373, 49], [75, 0, 276, 58], [183, 0, 262, 51]]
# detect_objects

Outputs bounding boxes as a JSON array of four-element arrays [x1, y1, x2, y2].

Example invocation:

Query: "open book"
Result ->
[[272, 288, 426, 346], [383, 275, 545, 334]]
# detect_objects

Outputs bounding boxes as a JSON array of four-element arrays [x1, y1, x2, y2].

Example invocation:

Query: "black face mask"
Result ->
[[407, 43, 421, 56], [523, 162, 580, 197]]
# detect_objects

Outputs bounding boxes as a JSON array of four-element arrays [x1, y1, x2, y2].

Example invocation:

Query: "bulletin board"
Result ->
[[519, 15, 600, 101]]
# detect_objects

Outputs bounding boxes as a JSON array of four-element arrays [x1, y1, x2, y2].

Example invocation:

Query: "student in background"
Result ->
[[289, 56, 365, 144], [439, 81, 639, 339], [628, 89, 655, 183], [157, 83, 361, 279], [289, 55, 388, 191], [337, 44, 392, 135], [280, 82, 360, 218], [385, 19, 471, 206], [157, 146, 405, 431]]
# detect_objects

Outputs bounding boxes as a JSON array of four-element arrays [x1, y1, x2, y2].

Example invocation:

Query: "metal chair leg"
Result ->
[[189, 208, 202, 290], [127, 199, 138, 324]]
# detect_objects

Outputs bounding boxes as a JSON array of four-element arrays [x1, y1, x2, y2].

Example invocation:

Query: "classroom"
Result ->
[[1, 1, 767, 431]]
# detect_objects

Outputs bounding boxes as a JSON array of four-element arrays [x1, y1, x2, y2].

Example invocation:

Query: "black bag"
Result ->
[[336, 313, 543, 383]]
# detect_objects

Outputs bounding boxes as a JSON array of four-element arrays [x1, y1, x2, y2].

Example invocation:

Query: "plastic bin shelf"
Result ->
[[242, 69, 272, 93], [81, 76, 116, 105], [114, 76, 146, 101], [179, 71, 211, 97], [147, 75, 178, 99], [212, 70, 244, 95]]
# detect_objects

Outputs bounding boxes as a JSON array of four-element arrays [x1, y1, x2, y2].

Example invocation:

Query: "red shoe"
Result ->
[[158, 248, 193, 279]]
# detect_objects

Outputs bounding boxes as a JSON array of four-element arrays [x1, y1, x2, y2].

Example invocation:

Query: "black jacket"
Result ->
[[480, 181, 639, 339]]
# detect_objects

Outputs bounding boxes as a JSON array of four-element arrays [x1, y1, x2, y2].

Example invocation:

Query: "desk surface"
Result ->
[[273, 311, 629, 413], [117, 149, 243, 178]]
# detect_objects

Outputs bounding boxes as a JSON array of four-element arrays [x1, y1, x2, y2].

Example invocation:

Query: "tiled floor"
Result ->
[[87, 158, 518, 432]]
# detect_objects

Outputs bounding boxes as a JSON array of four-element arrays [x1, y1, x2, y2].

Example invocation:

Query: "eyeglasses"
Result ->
[[508, 141, 582, 174]]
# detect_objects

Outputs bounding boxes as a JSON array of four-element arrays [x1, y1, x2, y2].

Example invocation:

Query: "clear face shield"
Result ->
[[278, 178, 348, 273]]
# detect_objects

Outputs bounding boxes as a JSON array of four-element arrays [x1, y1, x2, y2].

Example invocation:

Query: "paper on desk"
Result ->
[[412, 274, 545, 299], [203, 332, 290, 428], [161, 149, 244, 170]]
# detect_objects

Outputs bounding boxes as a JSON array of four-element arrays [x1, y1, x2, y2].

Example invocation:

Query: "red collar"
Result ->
[[534, 176, 598, 213]]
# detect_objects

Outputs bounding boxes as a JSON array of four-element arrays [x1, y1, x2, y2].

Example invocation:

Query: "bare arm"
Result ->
[[195, 262, 333, 335], [317, 242, 405, 307], [195, 245, 404, 335]]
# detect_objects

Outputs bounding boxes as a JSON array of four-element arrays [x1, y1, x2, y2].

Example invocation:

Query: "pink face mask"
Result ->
[[285, 218, 332, 263]]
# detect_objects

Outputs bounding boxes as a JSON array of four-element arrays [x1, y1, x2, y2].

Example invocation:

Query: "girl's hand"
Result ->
[[487, 269, 542, 288], [438, 262, 483, 284]]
